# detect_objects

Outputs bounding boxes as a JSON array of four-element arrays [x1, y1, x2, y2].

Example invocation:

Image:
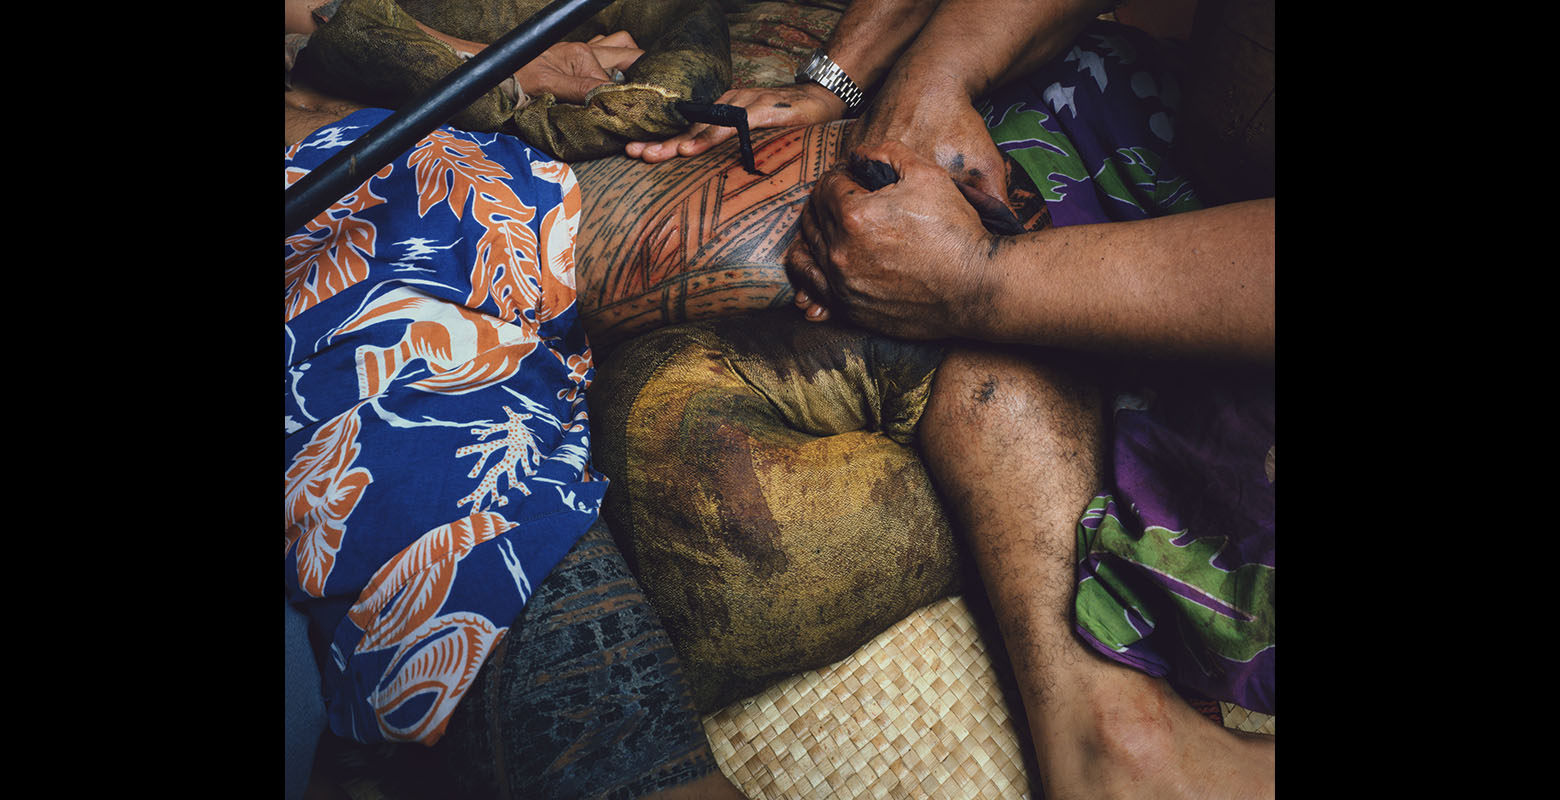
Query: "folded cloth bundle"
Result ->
[[291, 0, 731, 160], [591, 310, 966, 713]]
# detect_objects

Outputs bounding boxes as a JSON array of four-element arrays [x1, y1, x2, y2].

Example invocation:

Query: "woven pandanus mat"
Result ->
[[701, 594, 1276, 799], [1221, 703, 1277, 735], [701, 594, 1036, 799]]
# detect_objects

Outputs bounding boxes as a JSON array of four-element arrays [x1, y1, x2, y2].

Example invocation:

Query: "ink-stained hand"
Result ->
[[848, 81, 1006, 204], [625, 82, 847, 162], [784, 141, 993, 340], [518, 32, 644, 104]]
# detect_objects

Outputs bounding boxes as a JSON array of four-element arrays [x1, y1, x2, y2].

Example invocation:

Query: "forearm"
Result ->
[[285, 0, 322, 34], [409, 19, 487, 58], [888, 0, 1109, 102], [977, 198, 1276, 361], [821, 0, 942, 95], [285, 84, 365, 148]]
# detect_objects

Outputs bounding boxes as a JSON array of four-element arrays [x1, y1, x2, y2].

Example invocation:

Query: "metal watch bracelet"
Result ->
[[797, 49, 865, 114]]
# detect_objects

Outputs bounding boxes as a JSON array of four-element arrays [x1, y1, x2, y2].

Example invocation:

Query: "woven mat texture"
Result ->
[[703, 595, 1031, 798], [702, 594, 1274, 799]]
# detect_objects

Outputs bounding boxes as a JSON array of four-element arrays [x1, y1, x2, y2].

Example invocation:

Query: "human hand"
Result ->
[[517, 31, 644, 105], [625, 82, 847, 162], [784, 141, 994, 340], [848, 81, 1007, 204]]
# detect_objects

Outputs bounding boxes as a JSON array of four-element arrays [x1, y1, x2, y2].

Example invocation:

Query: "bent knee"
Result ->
[[919, 346, 1104, 462]]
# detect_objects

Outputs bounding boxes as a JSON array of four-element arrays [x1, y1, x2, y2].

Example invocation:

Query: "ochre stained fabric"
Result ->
[[292, 0, 731, 160], [591, 309, 963, 713]]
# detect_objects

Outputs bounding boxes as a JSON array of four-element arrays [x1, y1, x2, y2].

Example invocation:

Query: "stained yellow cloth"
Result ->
[[591, 310, 964, 713], [292, 0, 731, 160]]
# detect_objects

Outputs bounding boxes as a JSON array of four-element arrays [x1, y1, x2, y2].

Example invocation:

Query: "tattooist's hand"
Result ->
[[625, 82, 847, 162], [848, 79, 1007, 207], [784, 141, 994, 340]]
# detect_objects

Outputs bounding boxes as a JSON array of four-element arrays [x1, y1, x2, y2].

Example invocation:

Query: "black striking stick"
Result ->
[[674, 101, 762, 175], [285, 0, 615, 237]]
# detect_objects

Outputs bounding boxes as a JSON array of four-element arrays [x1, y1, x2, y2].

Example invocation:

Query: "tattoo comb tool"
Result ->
[[846, 155, 1030, 236], [674, 101, 762, 175]]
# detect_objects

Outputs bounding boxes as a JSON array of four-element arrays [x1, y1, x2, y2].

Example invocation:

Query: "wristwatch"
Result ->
[[797, 49, 866, 115]]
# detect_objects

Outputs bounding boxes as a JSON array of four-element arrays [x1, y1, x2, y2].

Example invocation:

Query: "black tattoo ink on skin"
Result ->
[[975, 375, 999, 403]]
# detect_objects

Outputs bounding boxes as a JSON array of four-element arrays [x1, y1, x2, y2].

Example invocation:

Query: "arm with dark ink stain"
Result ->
[[787, 141, 1274, 362]]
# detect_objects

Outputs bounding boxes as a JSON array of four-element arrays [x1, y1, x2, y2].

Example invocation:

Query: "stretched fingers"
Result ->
[[785, 203, 836, 322], [551, 72, 613, 104], [522, 41, 614, 103], [626, 85, 836, 162], [591, 45, 644, 74], [784, 241, 831, 321], [627, 123, 722, 162], [588, 31, 643, 74], [588, 30, 639, 49], [626, 87, 747, 161]]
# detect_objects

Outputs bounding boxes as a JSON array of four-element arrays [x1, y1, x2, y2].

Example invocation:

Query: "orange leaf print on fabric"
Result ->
[[406, 131, 542, 325], [370, 612, 503, 744], [331, 286, 541, 397], [551, 346, 593, 405], [532, 160, 582, 324], [347, 512, 519, 652], [285, 163, 394, 322], [409, 339, 538, 396], [285, 401, 374, 597]]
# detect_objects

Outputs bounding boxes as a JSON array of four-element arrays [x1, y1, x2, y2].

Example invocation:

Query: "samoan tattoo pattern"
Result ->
[[570, 121, 850, 347]]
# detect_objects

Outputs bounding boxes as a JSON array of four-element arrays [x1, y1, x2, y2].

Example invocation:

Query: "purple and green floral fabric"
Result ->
[[980, 21, 1275, 714]]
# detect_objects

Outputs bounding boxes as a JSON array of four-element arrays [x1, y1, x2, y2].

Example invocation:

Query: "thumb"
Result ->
[[554, 76, 612, 104], [850, 141, 948, 191], [954, 139, 1008, 205], [962, 158, 1007, 207]]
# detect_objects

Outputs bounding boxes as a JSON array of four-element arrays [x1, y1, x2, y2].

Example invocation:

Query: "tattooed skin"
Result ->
[[569, 119, 1047, 348], [571, 120, 852, 348]]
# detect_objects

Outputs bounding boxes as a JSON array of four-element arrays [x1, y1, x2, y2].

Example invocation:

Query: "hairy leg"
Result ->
[[570, 121, 851, 347], [918, 347, 1274, 800]]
